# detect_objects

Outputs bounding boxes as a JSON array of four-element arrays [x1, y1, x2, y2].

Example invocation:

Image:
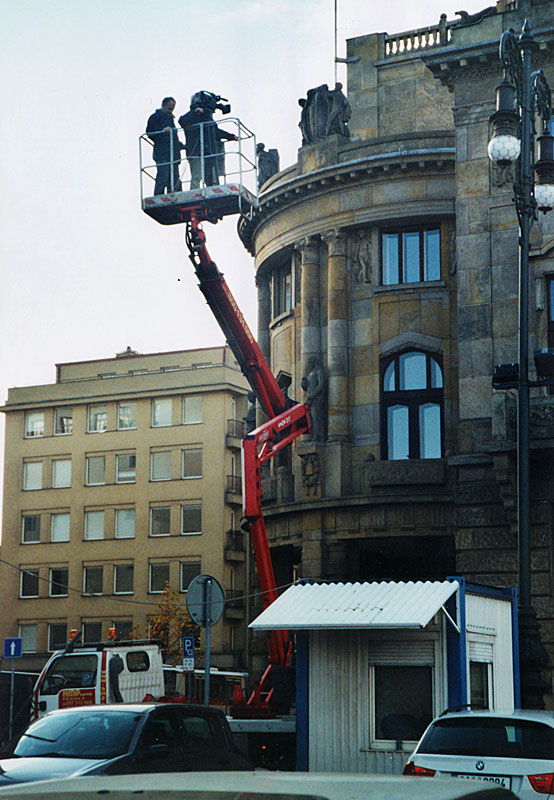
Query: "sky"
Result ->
[[0, 0, 488, 528]]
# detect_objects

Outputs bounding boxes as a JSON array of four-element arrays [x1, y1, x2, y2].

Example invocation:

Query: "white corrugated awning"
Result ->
[[249, 580, 459, 630]]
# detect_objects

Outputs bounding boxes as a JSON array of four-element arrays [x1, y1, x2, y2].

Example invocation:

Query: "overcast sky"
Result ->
[[0, 0, 488, 528]]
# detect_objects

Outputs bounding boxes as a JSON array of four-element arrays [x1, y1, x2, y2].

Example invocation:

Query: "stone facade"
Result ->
[[239, 1, 554, 704]]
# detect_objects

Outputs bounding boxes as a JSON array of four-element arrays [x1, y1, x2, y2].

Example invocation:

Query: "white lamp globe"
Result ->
[[487, 134, 521, 165], [535, 183, 554, 213]]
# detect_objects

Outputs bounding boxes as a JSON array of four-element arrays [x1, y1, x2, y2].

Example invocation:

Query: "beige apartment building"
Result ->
[[0, 345, 250, 672]]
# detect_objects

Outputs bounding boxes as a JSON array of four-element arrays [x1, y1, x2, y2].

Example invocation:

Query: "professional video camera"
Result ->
[[190, 91, 231, 116]]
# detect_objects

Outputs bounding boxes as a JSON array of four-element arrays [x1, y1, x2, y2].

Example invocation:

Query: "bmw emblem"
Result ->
[[476, 761, 485, 771]]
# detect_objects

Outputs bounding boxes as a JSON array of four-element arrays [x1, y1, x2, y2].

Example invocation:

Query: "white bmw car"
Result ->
[[404, 709, 554, 798]]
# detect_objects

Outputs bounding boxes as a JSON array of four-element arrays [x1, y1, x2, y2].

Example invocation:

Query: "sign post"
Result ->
[[186, 575, 224, 707], [4, 638, 22, 741]]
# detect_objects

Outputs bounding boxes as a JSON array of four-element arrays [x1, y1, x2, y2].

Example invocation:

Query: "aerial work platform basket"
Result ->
[[140, 117, 258, 225]]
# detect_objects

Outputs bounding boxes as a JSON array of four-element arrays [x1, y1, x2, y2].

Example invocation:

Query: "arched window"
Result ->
[[381, 351, 444, 460]]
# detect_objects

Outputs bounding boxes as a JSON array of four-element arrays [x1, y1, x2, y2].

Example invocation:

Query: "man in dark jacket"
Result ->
[[146, 97, 183, 195], [179, 92, 237, 189]]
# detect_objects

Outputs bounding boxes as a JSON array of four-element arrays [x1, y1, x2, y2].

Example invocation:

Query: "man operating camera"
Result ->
[[179, 91, 237, 189]]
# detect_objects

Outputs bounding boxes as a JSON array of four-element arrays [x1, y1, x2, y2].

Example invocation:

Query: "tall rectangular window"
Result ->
[[24, 461, 43, 490], [25, 410, 44, 438], [54, 407, 73, 435], [116, 453, 136, 483], [183, 396, 203, 424], [373, 665, 433, 741], [48, 623, 67, 651], [381, 228, 441, 285], [273, 265, 292, 316], [21, 568, 40, 597], [88, 404, 107, 433], [182, 505, 202, 535], [84, 565, 103, 595], [115, 509, 135, 539], [85, 510, 105, 541], [20, 624, 38, 653], [152, 398, 172, 427], [151, 451, 171, 481], [83, 621, 102, 643], [118, 402, 137, 430], [150, 507, 171, 536], [182, 448, 202, 479], [112, 621, 133, 640], [51, 513, 70, 542], [114, 564, 134, 594], [22, 515, 41, 543], [149, 562, 170, 593], [49, 568, 69, 597], [52, 459, 72, 488], [86, 455, 106, 485], [180, 561, 201, 591]]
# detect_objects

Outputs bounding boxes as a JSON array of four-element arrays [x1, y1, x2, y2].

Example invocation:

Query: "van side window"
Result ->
[[126, 651, 150, 672], [40, 654, 98, 695]]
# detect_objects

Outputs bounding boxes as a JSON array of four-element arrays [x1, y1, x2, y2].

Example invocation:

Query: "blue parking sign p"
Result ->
[[4, 638, 22, 659], [182, 636, 195, 671]]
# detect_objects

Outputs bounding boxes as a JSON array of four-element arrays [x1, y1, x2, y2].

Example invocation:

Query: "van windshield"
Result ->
[[418, 716, 554, 759], [15, 710, 139, 758], [40, 654, 98, 695]]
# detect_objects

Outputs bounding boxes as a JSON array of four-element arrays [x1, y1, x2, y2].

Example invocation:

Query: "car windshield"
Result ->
[[14, 710, 140, 759], [418, 716, 554, 759]]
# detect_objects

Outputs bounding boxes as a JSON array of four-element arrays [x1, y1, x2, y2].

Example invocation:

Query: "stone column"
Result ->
[[323, 229, 351, 497], [256, 272, 272, 363], [296, 237, 321, 371]]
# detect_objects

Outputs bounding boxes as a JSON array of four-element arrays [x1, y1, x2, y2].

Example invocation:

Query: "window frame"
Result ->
[[88, 404, 108, 433], [83, 565, 104, 596], [49, 567, 69, 597], [19, 623, 38, 653], [183, 395, 203, 425], [152, 397, 172, 428], [54, 407, 73, 436], [149, 562, 170, 593], [85, 510, 105, 541], [116, 453, 136, 484], [25, 410, 44, 438], [86, 455, 106, 486], [150, 506, 171, 537], [115, 508, 135, 539], [20, 568, 40, 598], [22, 515, 41, 544], [51, 512, 70, 543], [23, 461, 43, 491], [380, 226, 441, 286], [182, 448, 202, 479], [181, 504, 202, 536], [52, 458, 72, 489], [180, 561, 201, 592], [114, 564, 134, 595], [151, 450, 172, 481], [380, 350, 444, 461], [118, 401, 137, 430], [273, 262, 293, 318], [48, 623, 67, 651]]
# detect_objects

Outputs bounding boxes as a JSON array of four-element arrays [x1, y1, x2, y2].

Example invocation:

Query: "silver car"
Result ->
[[404, 709, 554, 798]]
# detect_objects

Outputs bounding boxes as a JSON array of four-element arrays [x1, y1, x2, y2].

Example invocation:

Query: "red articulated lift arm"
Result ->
[[185, 210, 310, 713]]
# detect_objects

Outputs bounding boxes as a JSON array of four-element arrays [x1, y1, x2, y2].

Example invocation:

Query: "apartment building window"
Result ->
[[86, 455, 106, 485], [115, 509, 135, 539], [49, 567, 69, 597], [381, 227, 441, 285], [273, 264, 292, 317], [182, 505, 202, 535], [25, 410, 44, 438], [116, 453, 136, 483], [24, 461, 43, 490], [150, 507, 171, 536], [151, 450, 171, 481], [183, 396, 203, 424], [381, 351, 444, 460], [118, 401, 137, 430], [52, 459, 71, 488], [84, 565, 103, 595], [180, 561, 201, 591], [20, 568, 40, 598], [48, 623, 67, 651], [22, 515, 40, 543], [114, 564, 134, 594], [83, 621, 102, 643], [51, 513, 70, 542], [149, 562, 170, 593], [19, 624, 38, 653], [113, 620, 133, 640], [54, 407, 73, 435], [88, 404, 107, 433], [152, 397, 172, 427], [85, 510, 104, 541], [182, 448, 202, 479]]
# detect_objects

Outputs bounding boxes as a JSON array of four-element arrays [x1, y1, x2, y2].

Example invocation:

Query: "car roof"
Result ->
[[0, 771, 517, 800], [435, 709, 554, 726], [40, 702, 222, 716]]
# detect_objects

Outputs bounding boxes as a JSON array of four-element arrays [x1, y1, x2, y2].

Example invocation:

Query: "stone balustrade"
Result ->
[[385, 15, 452, 56]]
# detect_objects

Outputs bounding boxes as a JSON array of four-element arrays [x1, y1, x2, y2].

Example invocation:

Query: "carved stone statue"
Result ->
[[243, 391, 257, 434], [256, 143, 280, 189], [301, 356, 326, 442], [454, 7, 496, 26], [354, 229, 372, 283], [298, 83, 351, 146]]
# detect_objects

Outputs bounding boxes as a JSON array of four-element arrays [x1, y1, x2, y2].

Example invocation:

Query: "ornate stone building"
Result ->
[[239, 1, 554, 705]]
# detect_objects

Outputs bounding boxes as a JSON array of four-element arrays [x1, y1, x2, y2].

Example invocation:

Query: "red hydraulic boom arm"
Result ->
[[185, 211, 310, 679]]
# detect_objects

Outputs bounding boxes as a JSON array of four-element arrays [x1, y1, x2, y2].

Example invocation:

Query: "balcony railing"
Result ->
[[385, 17, 452, 56], [227, 418, 245, 438], [226, 474, 242, 494], [226, 589, 244, 608], [226, 529, 245, 551]]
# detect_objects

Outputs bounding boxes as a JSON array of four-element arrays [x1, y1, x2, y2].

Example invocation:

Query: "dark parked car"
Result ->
[[0, 703, 251, 786]]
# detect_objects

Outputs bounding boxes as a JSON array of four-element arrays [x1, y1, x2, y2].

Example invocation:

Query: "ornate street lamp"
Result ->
[[488, 22, 553, 708]]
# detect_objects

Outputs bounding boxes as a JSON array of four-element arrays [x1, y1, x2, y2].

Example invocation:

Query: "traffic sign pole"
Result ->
[[204, 579, 212, 707], [4, 638, 22, 741]]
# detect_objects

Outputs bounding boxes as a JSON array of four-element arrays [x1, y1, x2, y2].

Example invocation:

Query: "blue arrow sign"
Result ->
[[4, 638, 22, 659]]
